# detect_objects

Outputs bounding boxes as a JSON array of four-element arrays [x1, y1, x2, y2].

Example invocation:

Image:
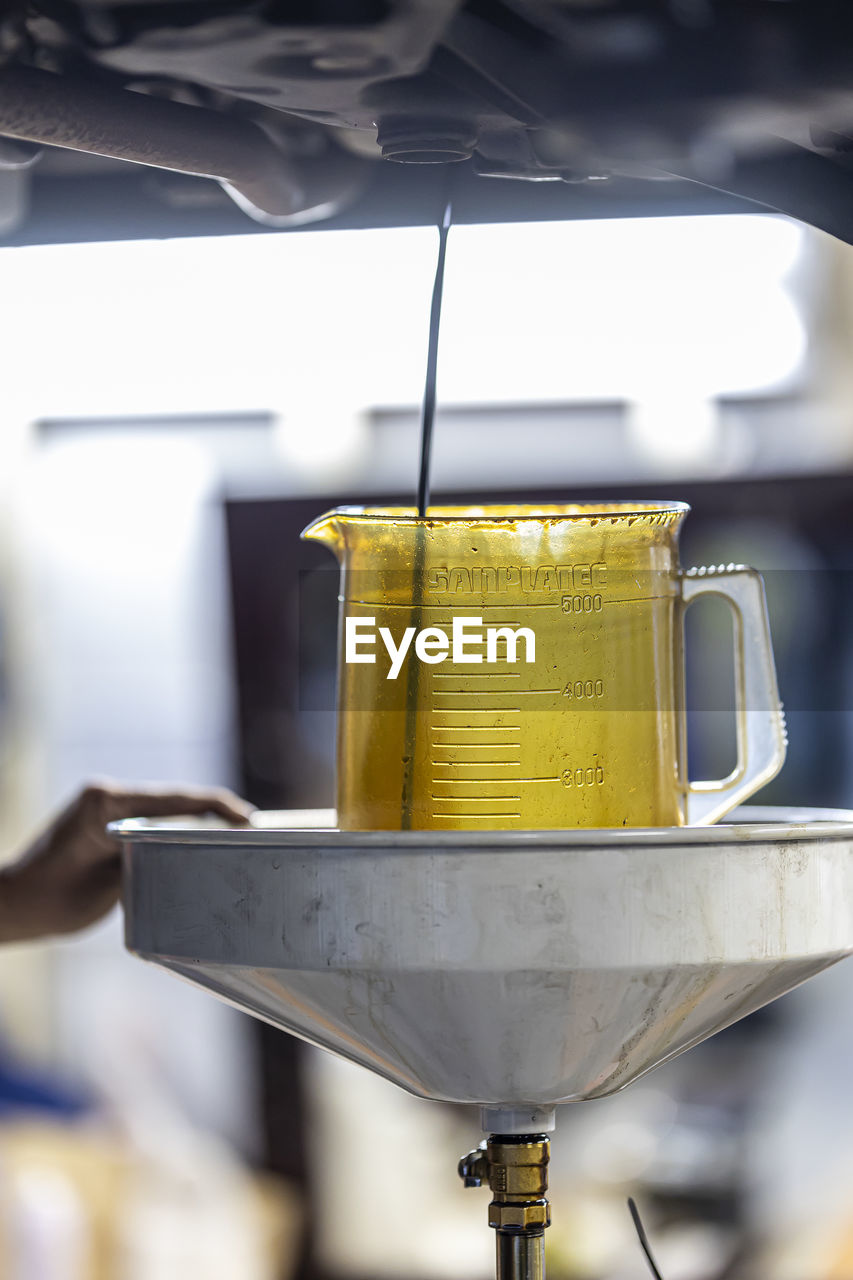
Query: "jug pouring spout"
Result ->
[[300, 506, 422, 565], [301, 511, 347, 561]]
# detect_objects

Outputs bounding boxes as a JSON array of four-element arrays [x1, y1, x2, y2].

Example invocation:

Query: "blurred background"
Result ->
[[0, 210, 852, 1280]]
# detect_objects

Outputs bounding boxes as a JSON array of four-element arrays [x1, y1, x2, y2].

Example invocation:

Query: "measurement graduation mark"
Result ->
[[436, 776, 561, 784], [433, 672, 520, 679], [430, 725, 521, 732], [432, 795, 521, 802], [344, 600, 560, 610], [344, 600, 558, 611], [345, 595, 668, 610], [432, 707, 521, 714], [435, 688, 559, 696], [432, 761, 519, 768], [432, 778, 526, 784]]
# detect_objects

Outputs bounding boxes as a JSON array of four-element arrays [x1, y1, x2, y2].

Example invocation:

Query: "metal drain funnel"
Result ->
[[116, 808, 853, 1114]]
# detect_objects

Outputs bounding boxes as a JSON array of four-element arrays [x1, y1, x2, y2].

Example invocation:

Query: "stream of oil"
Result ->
[[400, 198, 453, 828], [416, 197, 452, 519]]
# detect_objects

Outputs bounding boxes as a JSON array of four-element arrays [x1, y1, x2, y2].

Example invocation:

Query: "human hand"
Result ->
[[0, 781, 253, 942]]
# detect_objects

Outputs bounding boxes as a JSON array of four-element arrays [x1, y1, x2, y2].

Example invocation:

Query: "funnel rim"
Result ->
[[111, 805, 853, 848]]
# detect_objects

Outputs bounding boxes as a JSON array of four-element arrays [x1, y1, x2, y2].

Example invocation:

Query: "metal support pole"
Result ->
[[459, 1134, 550, 1280], [496, 1228, 545, 1280]]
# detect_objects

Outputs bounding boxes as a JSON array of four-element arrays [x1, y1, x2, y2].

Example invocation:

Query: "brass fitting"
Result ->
[[488, 1200, 550, 1231], [459, 1135, 551, 1234]]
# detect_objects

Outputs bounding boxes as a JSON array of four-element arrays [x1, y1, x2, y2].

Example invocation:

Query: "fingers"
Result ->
[[81, 780, 254, 827], [0, 780, 255, 945], [113, 791, 253, 824]]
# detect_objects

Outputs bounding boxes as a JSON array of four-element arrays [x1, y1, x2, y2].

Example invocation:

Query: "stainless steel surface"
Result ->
[[121, 803, 853, 843], [117, 807, 853, 1110]]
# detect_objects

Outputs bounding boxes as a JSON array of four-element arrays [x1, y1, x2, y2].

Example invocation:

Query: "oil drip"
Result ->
[[400, 197, 452, 828], [417, 197, 452, 517]]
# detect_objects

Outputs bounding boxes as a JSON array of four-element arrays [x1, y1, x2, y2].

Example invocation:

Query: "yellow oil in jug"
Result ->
[[303, 503, 687, 830]]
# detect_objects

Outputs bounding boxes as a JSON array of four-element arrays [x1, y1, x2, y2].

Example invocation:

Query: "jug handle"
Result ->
[[681, 565, 787, 826]]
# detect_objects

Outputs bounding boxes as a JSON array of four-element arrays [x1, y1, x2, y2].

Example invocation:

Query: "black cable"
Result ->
[[416, 195, 452, 517], [628, 1197, 666, 1280]]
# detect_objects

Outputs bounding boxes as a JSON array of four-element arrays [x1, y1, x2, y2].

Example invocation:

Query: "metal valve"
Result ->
[[458, 1134, 551, 1280], [458, 1142, 489, 1187]]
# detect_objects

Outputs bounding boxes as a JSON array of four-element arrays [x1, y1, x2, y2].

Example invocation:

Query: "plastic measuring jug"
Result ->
[[302, 503, 786, 830]]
